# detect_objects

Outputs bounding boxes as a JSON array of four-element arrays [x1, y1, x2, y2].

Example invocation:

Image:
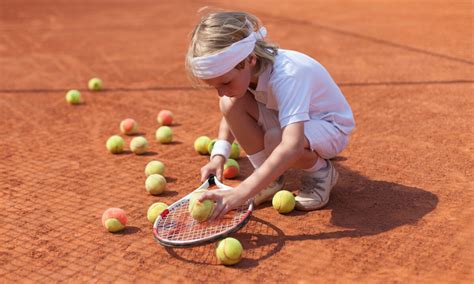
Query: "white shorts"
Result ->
[[257, 103, 349, 159]]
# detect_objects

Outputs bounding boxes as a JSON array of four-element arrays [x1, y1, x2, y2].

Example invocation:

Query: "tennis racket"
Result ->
[[153, 175, 253, 247]]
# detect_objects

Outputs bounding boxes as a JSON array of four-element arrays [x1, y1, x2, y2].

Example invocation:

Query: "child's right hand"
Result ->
[[200, 155, 226, 182]]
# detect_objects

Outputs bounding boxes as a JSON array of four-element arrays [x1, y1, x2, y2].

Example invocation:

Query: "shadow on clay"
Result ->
[[162, 160, 438, 268], [113, 150, 157, 156], [115, 226, 141, 235], [160, 141, 183, 146], [139, 151, 158, 156], [127, 132, 147, 137], [165, 176, 178, 184]]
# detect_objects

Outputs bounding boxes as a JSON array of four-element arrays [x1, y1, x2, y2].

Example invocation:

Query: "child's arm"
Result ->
[[216, 116, 235, 142], [199, 121, 307, 219], [200, 117, 235, 182]]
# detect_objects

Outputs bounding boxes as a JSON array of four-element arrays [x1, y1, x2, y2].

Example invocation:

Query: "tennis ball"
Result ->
[[157, 110, 174, 126], [120, 118, 138, 135], [188, 190, 215, 222], [194, 136, 211, 155], [216, 237, 243, 265], [101, 208, 127, 232], [207, 139, 217, 154], [156, 126, 173, 144], [65, 89, 81, 104], [223, 158, 240, 179], [187, 189, 208, 212], [272, 190, 295, 214], [147, 202, 168, 224], [130, 136, 148, 155], [88, 77, 102, 91], [145, 174, 167, 195], [145, 160, 165, 177], [230, 143, 240, 159], [106, 135, 125, 154]]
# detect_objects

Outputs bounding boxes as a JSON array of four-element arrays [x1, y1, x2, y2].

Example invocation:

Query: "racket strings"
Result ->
[[156, 199, 249, 242]]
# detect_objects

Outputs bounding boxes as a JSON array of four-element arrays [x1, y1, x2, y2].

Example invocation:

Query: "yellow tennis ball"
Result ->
[[230, 142, 240, 159], [272, 190, 295, 214], [130, 136, 148, 155], [187, 189, 207, 213], [88, 77, 102, 91], [147, 202, 168, 224], [65, 89, 81, 104], [207, 139, 217, 154], [216, 237, 243, 265], [194, 136, 211, 155], [106, 135, 125, 154], [156, 126, 173, 144], [145, 174, 167, 195], [188, 190, 215, 222], [145, 160, 165, 177], [102, 208, 127, 233]]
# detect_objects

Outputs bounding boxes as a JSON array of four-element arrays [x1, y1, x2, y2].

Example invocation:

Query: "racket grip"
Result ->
[[208, 174, 216, 186]]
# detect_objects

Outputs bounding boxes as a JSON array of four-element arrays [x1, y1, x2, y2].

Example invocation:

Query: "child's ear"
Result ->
[[248, 53, 257, 66]]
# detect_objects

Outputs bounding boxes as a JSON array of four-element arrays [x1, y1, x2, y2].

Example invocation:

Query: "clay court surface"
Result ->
[[1, 0, 473, 282]]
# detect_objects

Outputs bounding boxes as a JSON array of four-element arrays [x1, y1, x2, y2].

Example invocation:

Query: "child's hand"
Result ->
[[200, 155, 226, 182], [198, 186, 248, 220]]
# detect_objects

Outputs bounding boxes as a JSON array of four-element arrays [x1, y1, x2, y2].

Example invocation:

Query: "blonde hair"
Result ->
[[185, 10, 278, 86]]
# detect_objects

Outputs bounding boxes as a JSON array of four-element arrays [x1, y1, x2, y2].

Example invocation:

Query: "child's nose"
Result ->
[[217, 89, 226, 97]]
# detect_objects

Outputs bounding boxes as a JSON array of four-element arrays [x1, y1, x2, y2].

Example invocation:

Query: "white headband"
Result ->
[[191, 25, 267, 79]]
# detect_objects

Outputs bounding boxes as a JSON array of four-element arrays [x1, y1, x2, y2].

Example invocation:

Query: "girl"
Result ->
[[186, 11, 355, 220]]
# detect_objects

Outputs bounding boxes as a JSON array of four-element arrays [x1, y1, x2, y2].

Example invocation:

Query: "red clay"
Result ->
[[0, 0, 472, 283]]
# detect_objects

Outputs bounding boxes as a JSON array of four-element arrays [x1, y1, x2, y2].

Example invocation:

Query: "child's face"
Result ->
[[203, 56, 257, 99]]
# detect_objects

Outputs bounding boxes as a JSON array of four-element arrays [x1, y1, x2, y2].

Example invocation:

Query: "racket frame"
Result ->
[[153, 175, 253, 247]]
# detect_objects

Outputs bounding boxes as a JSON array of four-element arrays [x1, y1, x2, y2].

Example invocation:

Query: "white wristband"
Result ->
[[210, 140, 231, 161]]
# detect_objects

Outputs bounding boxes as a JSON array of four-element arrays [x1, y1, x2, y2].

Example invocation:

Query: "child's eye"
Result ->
[[223, 81, 231, 86]]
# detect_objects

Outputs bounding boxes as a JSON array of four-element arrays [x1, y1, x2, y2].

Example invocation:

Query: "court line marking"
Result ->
[[0, 80, 472, 94]]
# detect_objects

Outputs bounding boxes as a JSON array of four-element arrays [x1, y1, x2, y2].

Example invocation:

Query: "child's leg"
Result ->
[[295, 119, 350, 211], [230, 97, 326, 170], [263, 127, 321, 169], [220, 92, 284, 205], [219, 92, 264, 155]]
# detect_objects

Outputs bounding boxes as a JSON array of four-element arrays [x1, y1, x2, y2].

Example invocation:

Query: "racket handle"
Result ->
[[208, 174, 216, 186]]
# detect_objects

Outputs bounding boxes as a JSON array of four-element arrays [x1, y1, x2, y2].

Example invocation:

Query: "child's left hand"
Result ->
[[197, 186, 249, 220]]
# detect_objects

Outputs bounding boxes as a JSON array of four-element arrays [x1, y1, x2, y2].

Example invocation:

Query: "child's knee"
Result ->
[[219, 92, 258, 118], [264, 127, 282, 155]]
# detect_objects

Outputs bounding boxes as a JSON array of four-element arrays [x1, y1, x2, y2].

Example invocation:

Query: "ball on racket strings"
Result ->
[[188, 190, 215, 222]]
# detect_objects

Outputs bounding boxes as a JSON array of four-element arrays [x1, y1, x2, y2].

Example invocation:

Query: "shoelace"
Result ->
[[301, 176, 326, 194]]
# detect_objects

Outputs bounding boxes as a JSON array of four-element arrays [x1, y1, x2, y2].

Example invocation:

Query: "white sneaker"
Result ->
[[295, 160, 338, 211], [253, 175, 285, 206]]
